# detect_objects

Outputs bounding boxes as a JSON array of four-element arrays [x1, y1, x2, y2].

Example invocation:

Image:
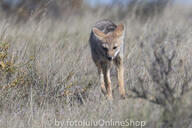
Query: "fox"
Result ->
[[89, 19, 126, 100]]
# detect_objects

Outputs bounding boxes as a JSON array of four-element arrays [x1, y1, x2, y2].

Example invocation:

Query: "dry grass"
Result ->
[[0, 4, 192, 128]]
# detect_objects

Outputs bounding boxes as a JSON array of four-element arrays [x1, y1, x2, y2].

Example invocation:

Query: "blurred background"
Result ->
[[0, 0, 191, 22]]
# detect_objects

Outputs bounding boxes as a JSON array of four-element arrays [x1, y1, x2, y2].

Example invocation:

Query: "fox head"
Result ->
[[93, 24, 125, 61]]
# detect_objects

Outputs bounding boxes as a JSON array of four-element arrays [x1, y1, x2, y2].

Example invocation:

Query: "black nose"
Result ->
[[107, 56, 112, 61]]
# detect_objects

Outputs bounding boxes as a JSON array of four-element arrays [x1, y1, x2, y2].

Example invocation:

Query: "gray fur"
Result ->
[[89, 19, 126, 99], [93, 19, 117, 34]]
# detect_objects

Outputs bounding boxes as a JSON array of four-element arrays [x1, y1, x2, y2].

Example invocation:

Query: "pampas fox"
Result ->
[[89, 19, 126, 100]]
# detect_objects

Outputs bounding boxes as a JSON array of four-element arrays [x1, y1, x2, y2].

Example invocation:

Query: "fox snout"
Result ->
[[105, 48, 120, 61], [106, 56, 113, 61], [106, 51, 115, 61]]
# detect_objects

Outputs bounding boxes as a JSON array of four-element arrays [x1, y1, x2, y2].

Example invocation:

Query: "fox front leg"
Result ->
[[103, 67, 113, 100], [115, 56, 126, 99], [97, 66, 107, 95]]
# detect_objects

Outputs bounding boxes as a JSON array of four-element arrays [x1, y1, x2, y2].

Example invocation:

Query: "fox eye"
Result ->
[[113, 46, 117, 50], [103, 47, 108, 51]]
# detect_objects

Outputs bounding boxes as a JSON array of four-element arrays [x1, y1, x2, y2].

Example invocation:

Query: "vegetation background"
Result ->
[[0, 0, 192, 127]]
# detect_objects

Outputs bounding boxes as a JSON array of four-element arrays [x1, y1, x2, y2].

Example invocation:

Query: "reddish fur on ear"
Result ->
[[92, 27, 106, 40], [113, 24, 125, 38]]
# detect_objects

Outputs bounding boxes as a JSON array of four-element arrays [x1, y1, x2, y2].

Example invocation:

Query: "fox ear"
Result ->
[[113, 24, 125, 38], [92, 27, 106, 40]]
